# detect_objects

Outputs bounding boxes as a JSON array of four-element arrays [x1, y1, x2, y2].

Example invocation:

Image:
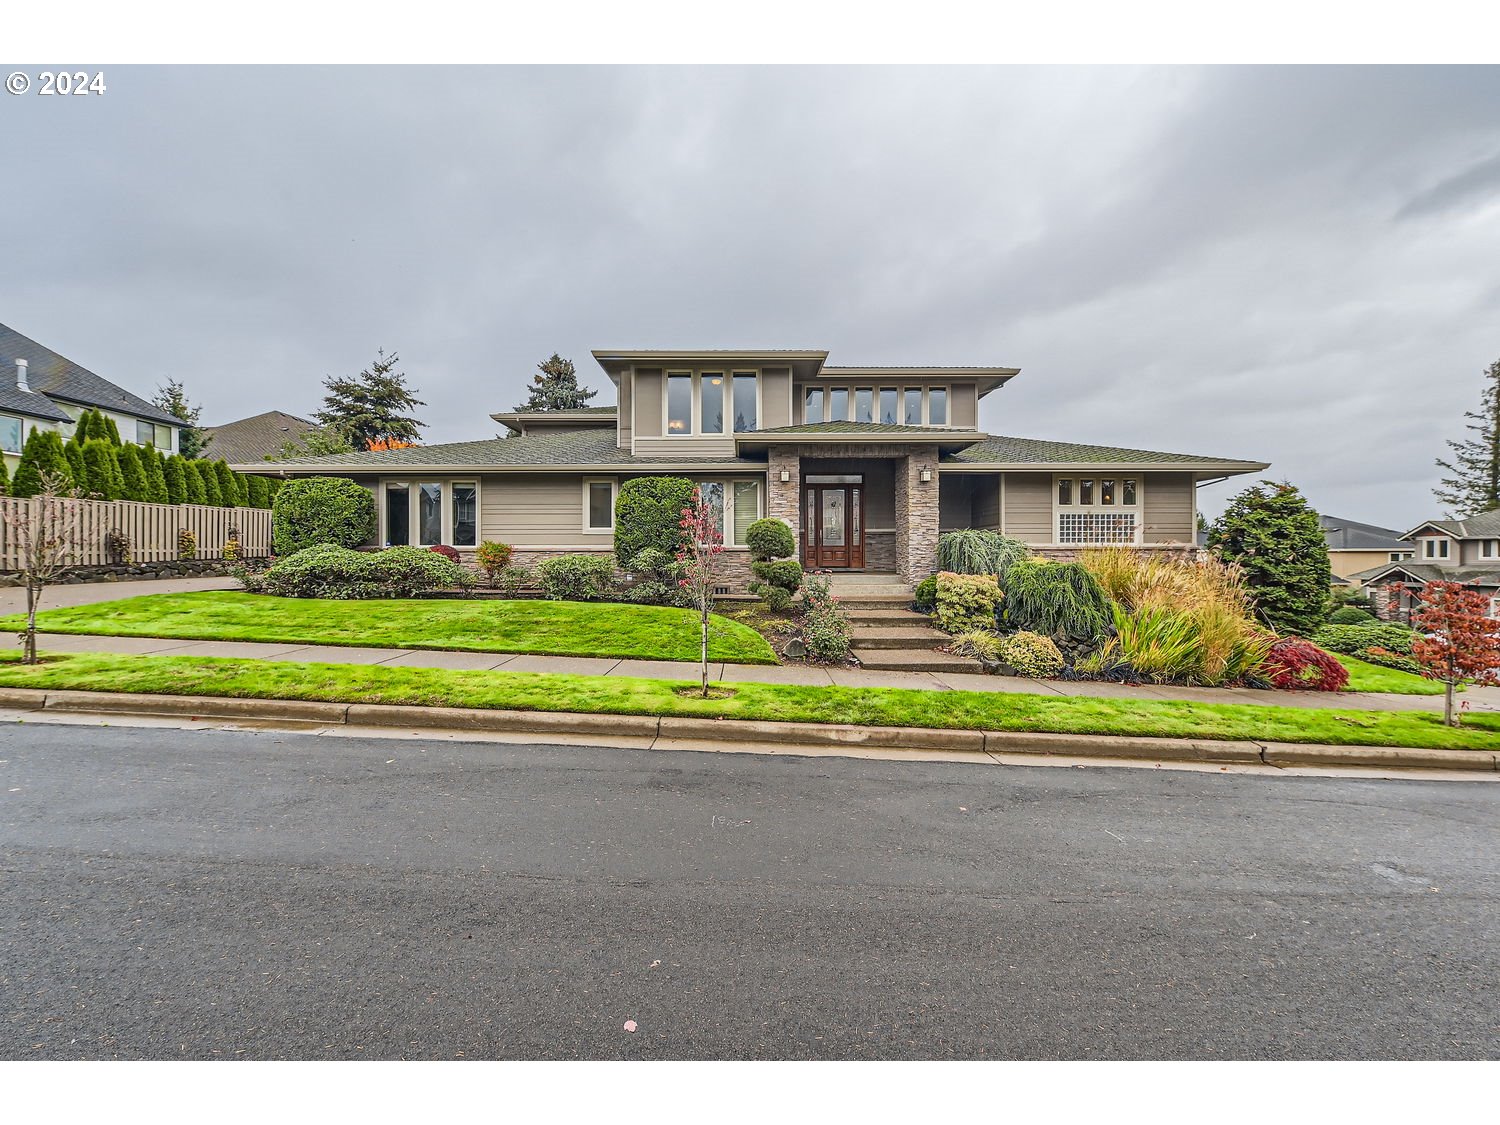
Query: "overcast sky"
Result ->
[[5, 65, 1499, 524]]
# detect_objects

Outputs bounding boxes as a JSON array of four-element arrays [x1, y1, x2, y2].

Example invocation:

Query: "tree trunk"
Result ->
[[23, 580, 39, 665], [700, 598, 710, 698], [1445, 678, 1457, 727]]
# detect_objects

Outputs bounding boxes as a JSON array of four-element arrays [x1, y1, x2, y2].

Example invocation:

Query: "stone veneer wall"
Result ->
[[0, 558, 250, 588], [894, 447, 940, 582], [766, 448, 802, 559]]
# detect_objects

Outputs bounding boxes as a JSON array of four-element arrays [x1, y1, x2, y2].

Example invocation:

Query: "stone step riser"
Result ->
[[854, 653, 985, 674], [836, 596, 917, 609]]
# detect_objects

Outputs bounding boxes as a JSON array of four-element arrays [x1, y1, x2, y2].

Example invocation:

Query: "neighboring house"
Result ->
[[241, 348, 1269, 589], [1319, 514, 1414, 586], [1353, 509, 1500, 621], [1, 321, 183, 474], [204, 410, 319, 463]]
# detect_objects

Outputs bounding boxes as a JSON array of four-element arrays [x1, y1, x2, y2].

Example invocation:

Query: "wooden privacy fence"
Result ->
[[0, 497, 273, 571]]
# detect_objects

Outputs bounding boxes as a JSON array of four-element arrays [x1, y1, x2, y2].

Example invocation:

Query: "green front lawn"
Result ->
[[0, 592, 777, 665], [1, 651, 1497, 753], [1336, 655, 1446, 696]]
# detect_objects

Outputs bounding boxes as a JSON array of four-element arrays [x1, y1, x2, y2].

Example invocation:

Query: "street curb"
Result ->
[[0, 686, 1496, 773]]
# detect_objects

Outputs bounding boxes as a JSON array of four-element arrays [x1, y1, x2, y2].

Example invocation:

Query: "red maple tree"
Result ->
[[1411, 581, 1500, 726]]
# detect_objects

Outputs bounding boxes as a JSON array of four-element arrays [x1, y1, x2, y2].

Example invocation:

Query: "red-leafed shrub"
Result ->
[[427, 544, 461, 562], [1258, 637, 1349, 692]]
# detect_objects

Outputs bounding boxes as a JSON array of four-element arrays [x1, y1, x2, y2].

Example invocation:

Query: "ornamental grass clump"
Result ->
[[936, 529, 1031, 579], [933, 572, 1003, 634], [1000, 560, 1112, 641], [949, 629, 1002, 662]]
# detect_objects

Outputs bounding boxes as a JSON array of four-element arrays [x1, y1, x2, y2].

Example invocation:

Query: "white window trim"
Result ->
[[1420, 537, 1451, 560], [381, 478, 483, 548], [582, 477, 617, 534], [0, 413, 22, 455], [1480, 539, 1499, 560], [1052, 474, 1144, 545]]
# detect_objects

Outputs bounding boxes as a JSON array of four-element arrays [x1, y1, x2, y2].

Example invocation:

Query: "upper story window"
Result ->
[[1389, 551, 1414, 562], [1055, 475, 1142, 545], [802, 383, 955, 428], [700, 373, 725, 434], [1421, 537, 1451, 560], [1, 414, 21, 454], [1480, 539, 1499, 560], [903, 388, 922, 425], [928, 387, 948, 426], [854, 388, 874, 424], [666, 371, 759, 436], [667, 373, 693, 434], [879, 388, 898, 425], [135, 420, 173, 448], [732, 373, 757, 433], [805, 387, 824, 424], [828, 387, 849, 423]]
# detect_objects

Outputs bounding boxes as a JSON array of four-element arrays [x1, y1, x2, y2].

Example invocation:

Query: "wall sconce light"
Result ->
[[779, 469, 790, 483], [920, 467, 932, 483]]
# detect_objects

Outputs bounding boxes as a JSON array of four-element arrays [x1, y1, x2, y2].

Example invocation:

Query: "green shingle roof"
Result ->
[[945, 434, 1267, 468], [752, 422, 979, 436], [242, 427, 761, 472]]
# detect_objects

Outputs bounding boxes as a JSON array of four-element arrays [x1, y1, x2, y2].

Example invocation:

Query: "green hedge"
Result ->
[[271, 477, 377, 555], [614, 477, 695, 564]]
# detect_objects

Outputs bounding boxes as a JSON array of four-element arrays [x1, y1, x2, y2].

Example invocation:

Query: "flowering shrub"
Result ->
[[797, 572, 852, 664], [535, 553, 616, 601], [933, 571, 1002, 634], [427, 544, 461, 563], [1257, 637, 1350, 692], [475, 541, 513, 586], [995, 631, 1065, 678]]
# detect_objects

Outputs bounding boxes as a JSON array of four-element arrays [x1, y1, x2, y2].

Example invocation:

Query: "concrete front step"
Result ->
[[850, 626, 951, 650], [837, 594, 918, 609], [853, 648, 985, 673], [844, 608, 931, 625]]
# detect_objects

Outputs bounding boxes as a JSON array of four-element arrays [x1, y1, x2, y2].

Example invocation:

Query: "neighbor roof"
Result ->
[[234, 426, 762, 474], [943, 434, 1268, 473], [1350, 560, 1500, 587], [1401, 510, 1500, 540], [1319, 514, 1412, 552], [0, 322, 181, 426], [204, 410, 318, 463]]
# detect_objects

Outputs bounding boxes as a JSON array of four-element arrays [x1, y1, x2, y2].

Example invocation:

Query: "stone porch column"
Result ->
[[894, 448, 940, 582], [766, 448, 801, 559]]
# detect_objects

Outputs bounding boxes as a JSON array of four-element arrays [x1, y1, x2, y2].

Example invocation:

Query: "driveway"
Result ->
[[0, 576, 238, 615], [1, 724, 1495, 1059]]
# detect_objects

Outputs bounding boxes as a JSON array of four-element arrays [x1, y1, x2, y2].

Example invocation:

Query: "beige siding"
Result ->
[[632, 368, 663, 440], [761, 367, 792, 429], [1141, 472, 1194, 544], [1002, 472, 1052, 542], [632, 436, 738, 458], [951, 384, 978, 429], [479, 473, 604, 549], [1332, 549, 1408, 581]]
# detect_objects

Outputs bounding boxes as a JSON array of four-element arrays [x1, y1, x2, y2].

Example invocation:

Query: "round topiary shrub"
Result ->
[[745, 517, 795, 561], [613, 477, 696, 565], [272, 477, 377, 556], [1258, 637, 1350, 692], [536, 553, 616, 601], [1328, 605, 1377, 626], [749, 557, 803, 612], [372, 546, 472, 597], [994, 631, 1065, 678]]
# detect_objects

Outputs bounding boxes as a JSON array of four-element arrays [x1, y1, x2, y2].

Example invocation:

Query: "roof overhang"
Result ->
[[232, 461, 768, 476], [1400, 521, 1458, 541], [737, 430, 988, 455], [592, 349, 830, 384], [489, 410, 617, 433], [818, 366, 1019, 397], [939, 460, 1270, 474]]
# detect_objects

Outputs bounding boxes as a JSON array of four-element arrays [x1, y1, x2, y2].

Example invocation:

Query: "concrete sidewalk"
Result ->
[[4, 626, 1494, 715], [0, 576, 238, 614]]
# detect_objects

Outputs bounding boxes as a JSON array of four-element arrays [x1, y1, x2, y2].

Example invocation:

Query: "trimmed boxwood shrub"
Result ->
[[536, 553, 616, 601], [745, 517, 795, 561], [934, 572, 1003, 634], [1328, 605, 1377, 625], [1258, 637, 1350, 692], [272, 477, 377, 555], [621, 546, 687, 606], [257, 544, 469, 599], [750, 558, 803, 611], [613, 476, 695, 564], [914, 575, 937, 611]]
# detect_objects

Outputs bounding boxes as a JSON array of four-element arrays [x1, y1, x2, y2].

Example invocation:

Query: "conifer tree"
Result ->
[[213, 461, 240, 507], [70, 411, 93, 445], [144, 449, 170, 503], [1435, 358, 1500, 517], [10, 428, 73, 498], [246, 475, 270, 508], [195, 458, 222, 506], [182, 457, 207, 505], [0, 453, 9, 496], [81, 440, 123, 500], [64, 442, 87, 487], [514, 353, 597, 412], [1208, 480, 1331, 636], [313, 348, 426, 450], [102, 415, 122, 445], [117, 444, 149, 502], [164, 455, 188, 505], [151, 378, 209, 459]]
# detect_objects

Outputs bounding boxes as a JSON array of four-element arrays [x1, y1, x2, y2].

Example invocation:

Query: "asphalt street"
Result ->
[[0, 722, 1495, 1059]]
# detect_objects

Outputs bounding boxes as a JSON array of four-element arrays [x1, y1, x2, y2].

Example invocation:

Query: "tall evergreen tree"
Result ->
[[102, 414, 122, 446], [145, 448, 170, 503], [1435, 358, 1500, 517], [1207, 480, 1332, 636], [195, 458, 223, 506], [514, 353, 597, 412], [152, 378, 210, 459], [164, 455, 188, 505], [313, 348, 426, 451], [212, 460, 240, 507], [183, 457, 208, 505], [0, 452, 10, 496], [9, 429, 73, 498], [117, 444, 149, 502], [246, 475, 270, 508], [64, 442, 87, 487], [81, 440, 123, 500], [69, 410, 94, 445]]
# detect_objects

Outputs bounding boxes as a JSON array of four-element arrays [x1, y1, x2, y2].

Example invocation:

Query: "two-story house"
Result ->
[[1352, 510, 1500, 620], [1, 322, 186, 475], [244, 348, 1269, 589], [1319, 514, 1415, 587]]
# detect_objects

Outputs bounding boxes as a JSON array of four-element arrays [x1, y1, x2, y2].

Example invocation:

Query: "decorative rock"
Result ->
[[783, 637, 808, 659]]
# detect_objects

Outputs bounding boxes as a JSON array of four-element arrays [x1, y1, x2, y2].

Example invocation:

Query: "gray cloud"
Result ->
[[4, 64, 1499, 526]]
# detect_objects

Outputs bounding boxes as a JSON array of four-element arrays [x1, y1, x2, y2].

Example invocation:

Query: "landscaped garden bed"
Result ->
[[1, 649, 1497, 753]]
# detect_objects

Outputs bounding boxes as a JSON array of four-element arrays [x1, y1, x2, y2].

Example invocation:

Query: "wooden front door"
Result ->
[[803, 482, 865, 569]]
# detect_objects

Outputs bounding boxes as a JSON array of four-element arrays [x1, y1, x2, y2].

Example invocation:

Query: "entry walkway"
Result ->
[[4, 628, 1494, 715]]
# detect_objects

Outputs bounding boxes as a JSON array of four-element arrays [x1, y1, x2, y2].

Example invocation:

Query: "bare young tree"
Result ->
[[675, 487, 725, 698], [2, 471, 84, 664]]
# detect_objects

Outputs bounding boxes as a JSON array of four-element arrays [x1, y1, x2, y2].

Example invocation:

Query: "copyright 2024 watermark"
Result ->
[[6, 71, 107, 96]]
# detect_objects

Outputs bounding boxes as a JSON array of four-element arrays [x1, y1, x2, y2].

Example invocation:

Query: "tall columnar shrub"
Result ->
[[746, 516, 801, 611], [116, 444, 148, 501], [183, 456, 208, 505], [271, 476, 377, 555], [195, 458, 223, 506], [613, 476, 696, 564], [145, 449, 170, 503], [81, 439, 124, 500], [102, 414, 122, 445], [0, 453, 8, 495], [9, 428, 73, 498], [246, 475, 271, 508], [64, 442, 87, 489], [1208, 481, 1331, 636], [1001, 560, 1113, 641], [213, 460, 240, 507]]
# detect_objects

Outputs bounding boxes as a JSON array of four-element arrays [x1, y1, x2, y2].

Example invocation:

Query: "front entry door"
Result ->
[[803, 482, 865, 569]]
